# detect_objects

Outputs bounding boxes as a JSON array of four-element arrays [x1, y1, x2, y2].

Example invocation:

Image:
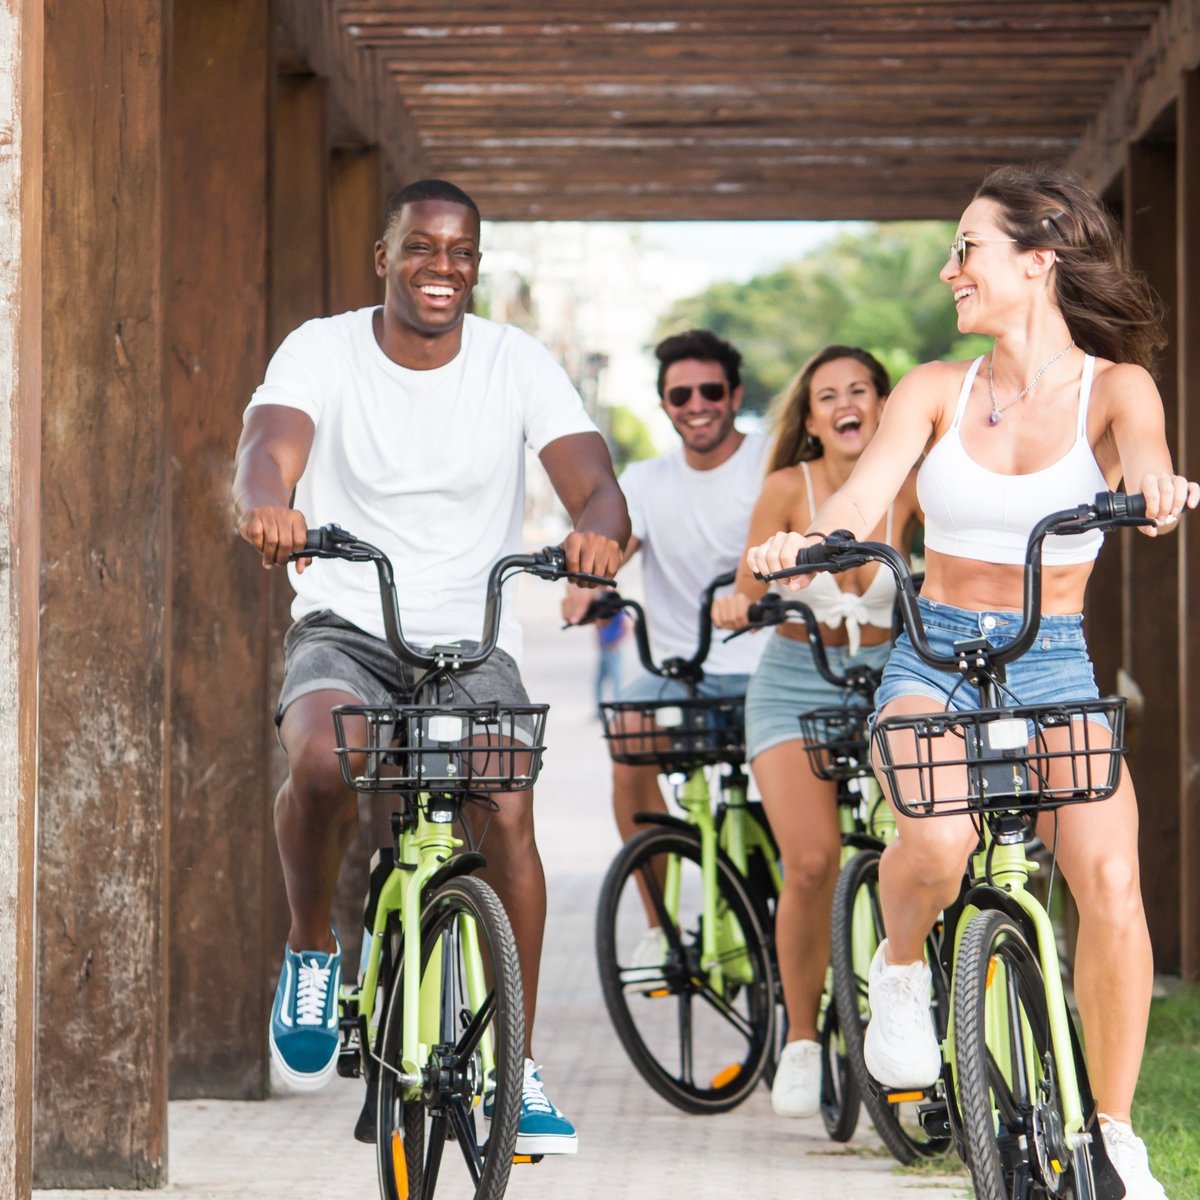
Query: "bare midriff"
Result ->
[[921, 550, 1094, 615]]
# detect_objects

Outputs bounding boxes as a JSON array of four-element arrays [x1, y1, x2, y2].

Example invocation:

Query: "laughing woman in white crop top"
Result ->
[[749, 166, 1198, 1198], [712, 346, 920, 1118]]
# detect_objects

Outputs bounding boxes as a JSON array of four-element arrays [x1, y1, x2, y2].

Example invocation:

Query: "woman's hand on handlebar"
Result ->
[[746, 530, 824, 590], [1136, 471, 1199, 536], [238, 505, 312, 571], [711, 591, 754, 631], [561, 581, 598, 625], [560, 529, 623, 585]]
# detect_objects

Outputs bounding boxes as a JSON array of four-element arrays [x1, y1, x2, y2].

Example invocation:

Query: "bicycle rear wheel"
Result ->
[[831, 848, 951, 1164], [376, 875, 524, 1200], [818, 987, 860, 1141], [595, 826, 776, 1113], [954, 908, 1095, 1200]]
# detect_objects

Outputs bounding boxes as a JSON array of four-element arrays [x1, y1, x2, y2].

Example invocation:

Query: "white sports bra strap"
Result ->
[[949, 357, 985, 432], [1077, 355, 1096, 439], [799, 460, 817, 519]]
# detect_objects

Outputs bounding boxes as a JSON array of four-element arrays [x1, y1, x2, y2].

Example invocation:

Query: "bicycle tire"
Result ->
[[818, 988, 861, 1141], [595, 825, 776, 1114], [954, 907, 1095, 1200], [376, 874, 525, 1200], [831, 848, 951, 1164]]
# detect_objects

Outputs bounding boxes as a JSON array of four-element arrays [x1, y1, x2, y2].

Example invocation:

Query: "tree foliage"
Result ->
[[656, 222, 992, 413]]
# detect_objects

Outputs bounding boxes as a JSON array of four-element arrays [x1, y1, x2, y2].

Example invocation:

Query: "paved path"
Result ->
[[37, 567, 970, 1200]]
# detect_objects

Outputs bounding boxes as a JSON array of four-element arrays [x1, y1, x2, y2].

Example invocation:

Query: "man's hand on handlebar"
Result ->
[[746, 531, 825, 589], [560, 529, 623, 586], [710, 592, 755, 631], [238, 505, 312, 572], [1136, 471, 1199, 536]]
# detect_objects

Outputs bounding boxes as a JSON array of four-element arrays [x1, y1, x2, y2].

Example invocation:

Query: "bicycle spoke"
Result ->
[[694, 981, 758, 1042], [451, 989, 496, 1063], [984, 1046, 1026, 1131], [446, 1097, 484, 1185], [636, 862, 682, 951], [420, 1112, 449, 1200], [675, 991, 696, 1086]]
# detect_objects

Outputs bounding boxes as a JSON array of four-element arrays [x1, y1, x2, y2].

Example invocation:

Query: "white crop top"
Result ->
[[917, 356, 1108, 566], [789, 461, 897, 654]]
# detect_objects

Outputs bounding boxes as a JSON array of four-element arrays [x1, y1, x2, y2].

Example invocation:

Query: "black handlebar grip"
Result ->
[[1093, 491, 1146, 521]]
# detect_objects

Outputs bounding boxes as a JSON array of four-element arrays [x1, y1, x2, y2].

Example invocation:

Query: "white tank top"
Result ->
[[917, 356, 1108, 566], [789, 461, 896, 654]]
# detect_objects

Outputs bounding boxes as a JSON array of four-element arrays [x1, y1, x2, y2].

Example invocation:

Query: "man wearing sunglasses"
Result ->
[[566, 329, 769, 955]]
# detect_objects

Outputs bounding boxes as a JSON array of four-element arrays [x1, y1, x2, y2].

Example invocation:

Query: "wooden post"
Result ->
[[35, 0, 170, 1186], [1179, 68, 1200, 982], [167, 0, 274, 1100], [0, 2, 42, 1197], [329, 147, 383, 318], [1122, 140, 1182, 971]]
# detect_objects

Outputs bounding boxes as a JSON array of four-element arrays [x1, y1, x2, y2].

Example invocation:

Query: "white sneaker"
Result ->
[[770, 1038, 822, 1118], [1100, 1117, 1169, 1200], [862, 940, 941, 1089], [623, 927, 668, 994]]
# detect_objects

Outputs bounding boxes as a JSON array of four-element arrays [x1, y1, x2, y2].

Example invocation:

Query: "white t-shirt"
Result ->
[[245, 309, 597, 664], [620, 432, 770, 676]]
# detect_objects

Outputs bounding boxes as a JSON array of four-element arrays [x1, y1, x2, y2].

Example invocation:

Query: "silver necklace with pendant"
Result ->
[[987, 340, 1075, 426]]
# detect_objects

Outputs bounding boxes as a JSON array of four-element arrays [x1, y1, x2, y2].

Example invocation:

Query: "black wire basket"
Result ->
[[331, 703, 549, 795], [600, 695, 745, 770], [870, 697, 1126, 818], [797, 705, 873, 781]]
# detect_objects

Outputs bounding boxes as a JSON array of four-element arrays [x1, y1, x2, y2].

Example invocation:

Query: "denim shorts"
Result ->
[[744, 633, 892, 762], [874, 597, 1109, 731], [618, 670, 751, 704], [278, 609, 535, 740]]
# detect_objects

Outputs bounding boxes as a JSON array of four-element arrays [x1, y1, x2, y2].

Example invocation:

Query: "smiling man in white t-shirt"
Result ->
[[233, 179, 627, 1154]]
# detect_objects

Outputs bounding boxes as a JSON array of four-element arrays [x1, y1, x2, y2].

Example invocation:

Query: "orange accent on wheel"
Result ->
[[391, 1129, 408, 1200]]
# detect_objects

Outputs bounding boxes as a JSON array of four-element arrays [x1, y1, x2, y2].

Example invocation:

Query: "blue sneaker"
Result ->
[[269, 935, 341, 1091], [486, 1059, 578, 1156]]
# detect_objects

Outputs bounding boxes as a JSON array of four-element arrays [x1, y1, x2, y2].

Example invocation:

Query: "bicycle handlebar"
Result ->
[[755, 491, 1150, 675], [292, 525, 615, 671], [572, 569, 736, 686]]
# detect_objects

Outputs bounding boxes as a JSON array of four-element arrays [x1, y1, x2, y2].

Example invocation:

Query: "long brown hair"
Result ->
[[973, 165, 1166, 372], [767, 345, 890, 474]]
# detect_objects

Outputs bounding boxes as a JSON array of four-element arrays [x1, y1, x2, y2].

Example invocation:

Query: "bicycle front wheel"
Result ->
[[831, 848, 950, 1164], [954, 908, 1095, 1200], [376, 874, 525, 1200], [595, 826, 776, 1113]]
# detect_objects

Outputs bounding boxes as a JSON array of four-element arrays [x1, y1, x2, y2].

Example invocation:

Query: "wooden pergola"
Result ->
[[1, 1, 1199, 1194]]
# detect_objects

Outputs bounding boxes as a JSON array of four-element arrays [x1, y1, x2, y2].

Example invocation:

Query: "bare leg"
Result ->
[[276, 689, 365, 954], [611, 760, 667, 842], [753, 740, 840, 1042]]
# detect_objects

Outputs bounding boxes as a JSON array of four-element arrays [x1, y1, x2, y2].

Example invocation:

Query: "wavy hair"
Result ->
[[767, 346, 890, 474], [973, 165, 1165, 372]]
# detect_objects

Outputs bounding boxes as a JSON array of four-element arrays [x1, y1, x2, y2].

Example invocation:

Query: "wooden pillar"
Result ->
[[329, 147, 383, 318], [0, 3, 42, 1197], [1179, 68, 1200, 982], [167, 0, 273, 1100], [35, 0, 170, 1187], [1122, 140, 1181, 971]]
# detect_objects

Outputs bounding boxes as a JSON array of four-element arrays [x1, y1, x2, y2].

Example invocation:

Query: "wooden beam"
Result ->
[[328, 147, 383, 316], [1070, 0, 1200, 194], [1179, 68, 1200, 982], [1123, 139, 1181, 972], [35, 0, 169, 1186], [167, 0, 274, 1100], [0, 1, 42, 1196]]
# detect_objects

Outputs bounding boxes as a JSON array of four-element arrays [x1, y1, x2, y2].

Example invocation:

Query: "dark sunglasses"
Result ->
[[665, 382, 728, 407]]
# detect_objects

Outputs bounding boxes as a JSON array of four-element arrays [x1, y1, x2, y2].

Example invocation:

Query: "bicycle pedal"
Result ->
[[916, 1098, 952, 1138], [336, 1046, 362, 1079], [884, 1089, 926, 1104], [513, 1154, 544, 1165]]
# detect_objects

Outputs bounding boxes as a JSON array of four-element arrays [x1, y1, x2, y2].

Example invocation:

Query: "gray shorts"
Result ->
[[277, 609, 536, 740]]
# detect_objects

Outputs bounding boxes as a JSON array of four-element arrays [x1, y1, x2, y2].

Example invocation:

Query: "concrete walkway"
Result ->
[[37, 568, 970, 1200]]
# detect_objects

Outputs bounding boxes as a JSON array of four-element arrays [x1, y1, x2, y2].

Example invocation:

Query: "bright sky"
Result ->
[[640, 220, 862, 284]]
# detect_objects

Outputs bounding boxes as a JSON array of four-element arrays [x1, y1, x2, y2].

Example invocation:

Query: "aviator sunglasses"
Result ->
[[950, 231, 1017, 269], [665, 382, 728, 407]]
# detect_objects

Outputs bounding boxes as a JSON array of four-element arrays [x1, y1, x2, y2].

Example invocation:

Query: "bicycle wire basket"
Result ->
[[600, 695, 745, 770], [331, 702, 549, 795], [797, 705, 873, 782], [870, 697, 1126, 818]]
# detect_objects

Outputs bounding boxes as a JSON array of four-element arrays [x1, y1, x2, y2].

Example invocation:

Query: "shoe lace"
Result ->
[[522, 1064, 556, 1116], [876, 971, 928, 1038], [294, 956, 332, 1026], [1099, 1116, 1148, 1172]]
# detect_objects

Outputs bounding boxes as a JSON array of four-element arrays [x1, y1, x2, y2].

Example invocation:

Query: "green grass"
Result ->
[[1136, 983, 1200, 1200]]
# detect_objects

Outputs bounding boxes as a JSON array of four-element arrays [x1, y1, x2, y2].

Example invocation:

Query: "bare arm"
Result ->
[[232, 405, 315, 568], [540, 431, 630, 581], [1102, 363, 1199, 535]]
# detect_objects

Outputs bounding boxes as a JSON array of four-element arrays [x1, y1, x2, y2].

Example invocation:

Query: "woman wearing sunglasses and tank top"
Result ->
[[748, 166, 1198, 1200], [712, 345, 921, 1118]]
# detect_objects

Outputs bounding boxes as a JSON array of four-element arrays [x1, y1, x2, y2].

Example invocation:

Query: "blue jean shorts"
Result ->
[[744, 633, 892, 762], [874, 597, 1109, 731], [618, 670, 751, 703]]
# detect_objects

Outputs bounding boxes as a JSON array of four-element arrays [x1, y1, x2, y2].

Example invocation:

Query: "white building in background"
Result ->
[[477, 222, 711, 451]]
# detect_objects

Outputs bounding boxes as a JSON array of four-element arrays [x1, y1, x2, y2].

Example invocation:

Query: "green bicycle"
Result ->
[[293, 525, 611, 1200], [762, 490, 1148, 1199]]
